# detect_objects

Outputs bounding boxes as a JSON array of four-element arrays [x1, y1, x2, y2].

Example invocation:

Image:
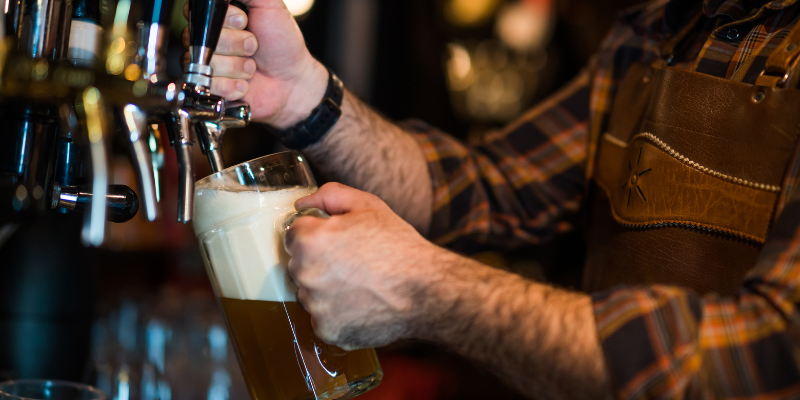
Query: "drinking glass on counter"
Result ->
[[0, 380, 106, 400], [193, 151, 383, 400]]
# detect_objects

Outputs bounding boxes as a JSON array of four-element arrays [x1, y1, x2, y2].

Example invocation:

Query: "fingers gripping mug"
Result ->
[[193, 152, 382, 400]]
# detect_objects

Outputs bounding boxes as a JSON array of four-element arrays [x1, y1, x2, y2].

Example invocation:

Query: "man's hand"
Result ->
[[182, 1, 434, 233], [183, 0, 328, 127], [285, 183, 445, 350], [286, 184, 611, 400]]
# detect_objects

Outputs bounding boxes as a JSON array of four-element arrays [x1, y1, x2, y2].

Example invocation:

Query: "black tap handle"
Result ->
[[56, 185, 140, 223], [105, 186, 140, 223], [189, 0, 229, 63]]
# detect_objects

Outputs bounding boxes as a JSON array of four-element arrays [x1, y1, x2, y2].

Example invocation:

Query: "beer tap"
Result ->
[[121, 103, 158, 221], [165, 0, 231, 223], [190, 0, 252, 174], [53, 184, 139, 223], [0, 0, 72, 227], [197, 101, 251, 173], [0, 0, 241, 243], [115, 0, 176, 223]]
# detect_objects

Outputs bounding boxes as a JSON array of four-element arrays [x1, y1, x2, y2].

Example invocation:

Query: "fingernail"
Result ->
[[244, 59, 256, 75], [244, 37, 258, 54], [230, 14, 246, 29], [236, 80, 249, 93]]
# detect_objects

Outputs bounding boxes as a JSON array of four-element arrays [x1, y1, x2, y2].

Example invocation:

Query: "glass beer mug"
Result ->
[[193, 151, 383, 400]]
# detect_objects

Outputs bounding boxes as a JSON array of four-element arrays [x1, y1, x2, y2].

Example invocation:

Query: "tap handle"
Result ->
[[54, 185, 140, 223], [188, 0, 230, 66]]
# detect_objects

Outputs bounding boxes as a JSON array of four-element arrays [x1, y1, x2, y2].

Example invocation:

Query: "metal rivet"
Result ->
[[788, 43, 798, 52], [753, 91, 766, 103], [726, 28, 740, 40]]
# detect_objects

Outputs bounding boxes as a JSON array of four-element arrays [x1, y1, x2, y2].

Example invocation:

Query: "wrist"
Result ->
[[269, 59, 329, 129]]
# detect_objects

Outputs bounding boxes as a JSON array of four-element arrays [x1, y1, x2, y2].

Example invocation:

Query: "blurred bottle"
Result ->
[[69, 0, 104, 67]]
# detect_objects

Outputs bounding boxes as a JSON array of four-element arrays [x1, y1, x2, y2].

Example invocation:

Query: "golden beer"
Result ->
[[194, 152, 382, 400]]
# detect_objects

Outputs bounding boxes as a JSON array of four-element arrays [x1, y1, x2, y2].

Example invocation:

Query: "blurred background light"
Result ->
[[496, 1, 552, 52], [284, 0, 315, 17], [444, 0, 500, 27], [445, 43, 474, 92]]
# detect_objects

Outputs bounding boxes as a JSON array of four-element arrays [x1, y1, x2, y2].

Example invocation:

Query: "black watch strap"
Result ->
[[267, 67, 344, 150]]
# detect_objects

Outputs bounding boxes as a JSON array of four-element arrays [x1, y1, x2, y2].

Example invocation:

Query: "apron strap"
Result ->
[[757, 17, 800, 87], [760, 17, 800, 217]]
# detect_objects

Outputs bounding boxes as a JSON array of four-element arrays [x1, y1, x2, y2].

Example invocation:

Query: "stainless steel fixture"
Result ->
[[0, 0, 252, 245]]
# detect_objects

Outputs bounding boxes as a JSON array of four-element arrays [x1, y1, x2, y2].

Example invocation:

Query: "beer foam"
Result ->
[[193, 187, 315, 302]]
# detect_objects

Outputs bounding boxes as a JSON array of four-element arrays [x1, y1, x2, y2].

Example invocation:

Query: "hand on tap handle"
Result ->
[[182, 2, 255, 99], [182, 0, 328, 127], [168, 0, 233, 223]]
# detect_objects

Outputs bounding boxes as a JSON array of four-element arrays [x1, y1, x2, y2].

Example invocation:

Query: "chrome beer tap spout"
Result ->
[[197, 101, 251, 173], [121, 104, 158, 221], [164, 84, 225, 223], [161, 0, 231, 223]]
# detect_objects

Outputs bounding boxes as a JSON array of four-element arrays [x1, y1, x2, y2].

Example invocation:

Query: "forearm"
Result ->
[[414, 252, 611, 400], [303, 90, 433, 234]]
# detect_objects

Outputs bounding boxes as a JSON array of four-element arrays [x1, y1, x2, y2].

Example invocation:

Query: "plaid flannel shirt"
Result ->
[[410, 0, 800, 398]]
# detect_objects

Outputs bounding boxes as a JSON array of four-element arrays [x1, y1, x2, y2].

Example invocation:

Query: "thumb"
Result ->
[[296, 183, 382, 216]]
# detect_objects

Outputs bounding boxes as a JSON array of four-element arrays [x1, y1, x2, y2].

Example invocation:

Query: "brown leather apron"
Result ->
[[582, 16, 800, 296]]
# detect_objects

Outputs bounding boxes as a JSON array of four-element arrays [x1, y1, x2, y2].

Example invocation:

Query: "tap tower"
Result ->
[[0, 0, 252, 246]]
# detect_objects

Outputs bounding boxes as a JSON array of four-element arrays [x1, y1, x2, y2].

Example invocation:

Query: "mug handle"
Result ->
[[282, 208, 351, 357], [283, 208, 330, 254]]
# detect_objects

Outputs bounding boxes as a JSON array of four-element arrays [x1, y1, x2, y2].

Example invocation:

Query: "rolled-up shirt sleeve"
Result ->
[[593, 172, 800, 399], [405, 71, 592, 252]]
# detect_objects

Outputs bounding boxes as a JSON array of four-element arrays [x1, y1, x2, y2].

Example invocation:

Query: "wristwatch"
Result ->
[[266, 67, 344, 150]]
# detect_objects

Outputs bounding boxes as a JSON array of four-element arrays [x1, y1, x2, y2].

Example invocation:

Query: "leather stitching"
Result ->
[[604, 133, 782, 192], [643, 118, 796, 151], [595, 176, 767, 243]]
